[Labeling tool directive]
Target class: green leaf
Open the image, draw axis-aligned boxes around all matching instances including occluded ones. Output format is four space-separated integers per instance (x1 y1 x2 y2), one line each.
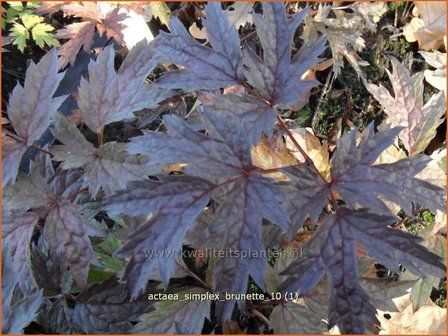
20 12 41 29
25 2 40 9
410 277 439 312
32 23 59 48
93 234 126 271
94 234 121 256
150 2 171 27
9 23 29 52
87 267 115 287
7 2 23 11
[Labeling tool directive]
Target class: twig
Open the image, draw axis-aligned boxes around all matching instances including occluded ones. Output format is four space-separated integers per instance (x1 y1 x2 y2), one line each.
311 69 334 137
394 2 398 28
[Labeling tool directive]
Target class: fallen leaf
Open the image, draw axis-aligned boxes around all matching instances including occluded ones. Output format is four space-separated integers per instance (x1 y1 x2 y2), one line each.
364 57 446 155
420 50 447 96
403 2 447 51
251 136 300 181
285 128 331 181
379 301 446 334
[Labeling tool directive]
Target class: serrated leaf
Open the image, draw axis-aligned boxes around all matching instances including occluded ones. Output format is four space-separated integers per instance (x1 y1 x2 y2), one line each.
331 123 445 214
154 2 242 90
31 22 59 48
420 50 447 96
270 302 327 334
410 277 439 312
133 287 211 334
348 2 388 32
202 93 277 145
280 208 445 333
364 57 446 155
243 3 326 105
3 168 55 211
30 238 73 297
51 113 149 198
280 164 330 237
77 44 169 133
126 107 288 310
1 136 27 188
73 277 154 333
128 112 254 182
149 1 170 27
7 1 23 11
44 201 98 288
303 4 379 79
105 176 212 297
2 249 43 334
96 7 127 43
3 48 66 186
3 211 39 294
48 3 128 68
20 12 42 29
55 21 96 68
37 298 79 334
210 174 288 321
10 23 29 52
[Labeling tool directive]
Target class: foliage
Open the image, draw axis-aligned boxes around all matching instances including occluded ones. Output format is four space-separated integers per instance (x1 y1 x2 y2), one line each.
2 2 446 335
2 1 59 52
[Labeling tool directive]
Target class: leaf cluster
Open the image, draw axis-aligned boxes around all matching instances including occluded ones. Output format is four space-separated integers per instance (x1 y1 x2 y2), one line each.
2 1 59 52
2 2 446 335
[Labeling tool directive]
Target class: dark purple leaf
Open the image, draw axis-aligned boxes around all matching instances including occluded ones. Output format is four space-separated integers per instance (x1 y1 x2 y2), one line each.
243 3 326 105
44 201 98 288
78 44 170 133
3 211 39 294
331 123 445 214
3 49 66 187
211 173 288 322
280 164 330 238
203 93 276 145
280 208 445 333
105 176 212 298
154 2 242 90
2 249 43 334
73 277 153 333
51 113 150 198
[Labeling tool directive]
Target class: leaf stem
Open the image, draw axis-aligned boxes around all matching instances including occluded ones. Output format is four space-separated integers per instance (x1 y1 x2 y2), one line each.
3 130 53 156
242 84 328 184
97 129 104 146
251 308 270 326
186 268 212 291
66 187 89 202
